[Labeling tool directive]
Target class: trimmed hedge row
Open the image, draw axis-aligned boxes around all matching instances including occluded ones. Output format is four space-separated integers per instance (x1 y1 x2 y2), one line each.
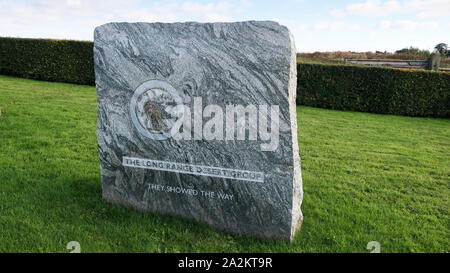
1 37 448 117
297 63 449 117
0 37 94 85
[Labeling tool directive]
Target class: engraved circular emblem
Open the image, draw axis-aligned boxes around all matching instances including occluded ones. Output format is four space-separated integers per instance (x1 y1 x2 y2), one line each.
130 80 184 140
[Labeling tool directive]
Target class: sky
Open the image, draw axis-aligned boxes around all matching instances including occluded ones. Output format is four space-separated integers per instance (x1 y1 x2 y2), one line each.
0 0 449 52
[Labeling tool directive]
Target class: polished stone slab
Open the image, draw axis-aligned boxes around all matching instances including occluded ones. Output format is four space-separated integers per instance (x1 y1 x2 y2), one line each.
94 21 303 240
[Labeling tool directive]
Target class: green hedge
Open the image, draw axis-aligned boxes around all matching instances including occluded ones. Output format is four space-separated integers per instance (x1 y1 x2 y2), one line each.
297 63 449 117
0 37 94 85
1 37 448 117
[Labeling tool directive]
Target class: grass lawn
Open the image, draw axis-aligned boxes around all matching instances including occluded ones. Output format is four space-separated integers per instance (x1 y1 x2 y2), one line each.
0 75 448 253
297 57 346 65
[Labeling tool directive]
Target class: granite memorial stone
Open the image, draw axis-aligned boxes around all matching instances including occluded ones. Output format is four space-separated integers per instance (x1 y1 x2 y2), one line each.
94 21 303 240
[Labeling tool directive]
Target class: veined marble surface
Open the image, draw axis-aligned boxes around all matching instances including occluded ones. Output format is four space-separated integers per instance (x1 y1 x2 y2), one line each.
94 21 303 240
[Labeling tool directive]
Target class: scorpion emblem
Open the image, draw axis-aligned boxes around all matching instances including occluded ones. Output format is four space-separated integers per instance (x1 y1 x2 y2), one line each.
143 99 176 132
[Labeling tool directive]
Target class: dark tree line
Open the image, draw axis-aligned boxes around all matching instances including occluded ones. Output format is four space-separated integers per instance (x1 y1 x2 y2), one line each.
434 43 449 57
394 43 449 58
395 46 430 57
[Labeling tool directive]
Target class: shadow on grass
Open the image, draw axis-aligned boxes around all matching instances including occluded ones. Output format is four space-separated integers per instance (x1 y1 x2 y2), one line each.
33 174 291 252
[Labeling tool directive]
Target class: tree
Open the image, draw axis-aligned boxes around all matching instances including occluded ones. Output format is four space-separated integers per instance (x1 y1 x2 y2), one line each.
395 47 430 58
434 43 448 56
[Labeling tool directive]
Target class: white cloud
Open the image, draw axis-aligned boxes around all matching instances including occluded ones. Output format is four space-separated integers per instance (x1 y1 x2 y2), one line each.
0 0 247 40
379 19 438 31
181 1 231 14
66 0 81 7
331 0 450 18
348 24 361 30
410 0 450 18
298 21 362 32
204 13 233 22
331 0 403 17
